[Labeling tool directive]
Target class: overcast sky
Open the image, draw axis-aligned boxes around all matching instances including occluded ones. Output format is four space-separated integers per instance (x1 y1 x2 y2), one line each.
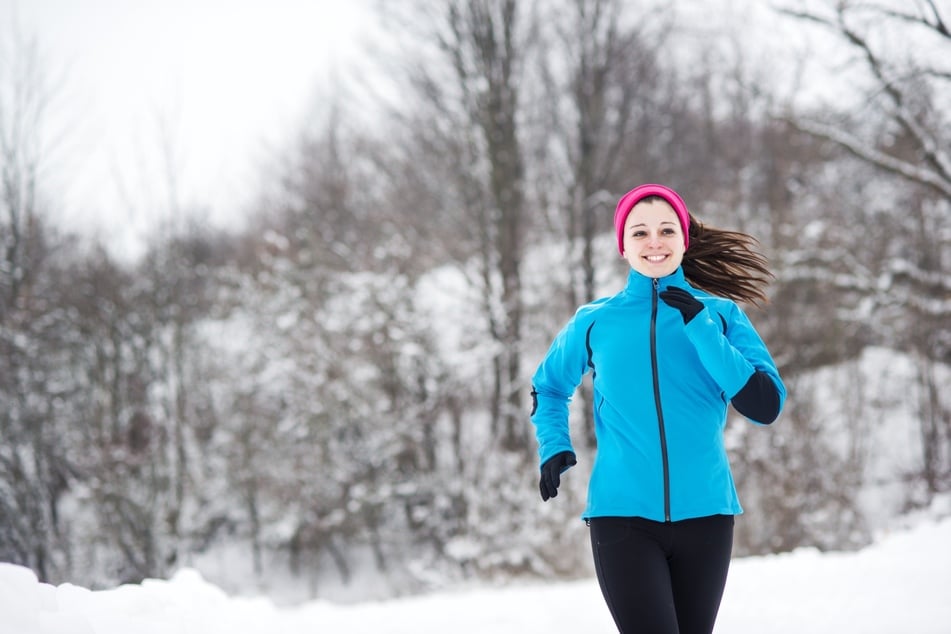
2 0 372 256
2 0 870 259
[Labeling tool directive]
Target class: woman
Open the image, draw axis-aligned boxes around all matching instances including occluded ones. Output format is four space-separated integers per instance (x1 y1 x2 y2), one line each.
530 183 785 634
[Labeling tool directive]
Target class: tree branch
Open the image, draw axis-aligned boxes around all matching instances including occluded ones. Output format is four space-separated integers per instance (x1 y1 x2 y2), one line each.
784 116 951 198
832 7 951 187
857 0 950 39
776 2 951 194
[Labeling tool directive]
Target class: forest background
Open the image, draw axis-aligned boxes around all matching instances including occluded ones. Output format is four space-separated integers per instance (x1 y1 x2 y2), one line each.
1 0 948 602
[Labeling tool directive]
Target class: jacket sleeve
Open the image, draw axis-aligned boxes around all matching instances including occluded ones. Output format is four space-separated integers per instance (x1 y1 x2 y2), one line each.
530 312 592 465
683 301 786 425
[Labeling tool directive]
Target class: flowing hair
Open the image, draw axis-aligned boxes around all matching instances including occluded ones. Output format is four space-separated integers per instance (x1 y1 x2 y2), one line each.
682 213 773 307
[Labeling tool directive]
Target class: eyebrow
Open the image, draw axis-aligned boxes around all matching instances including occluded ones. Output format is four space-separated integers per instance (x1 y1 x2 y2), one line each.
629 221 678 228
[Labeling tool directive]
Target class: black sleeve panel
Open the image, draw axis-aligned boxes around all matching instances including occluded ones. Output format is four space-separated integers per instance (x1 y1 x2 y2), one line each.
731 370 782 424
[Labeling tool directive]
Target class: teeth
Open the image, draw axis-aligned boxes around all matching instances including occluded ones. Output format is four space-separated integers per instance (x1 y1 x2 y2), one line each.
645 255 667 262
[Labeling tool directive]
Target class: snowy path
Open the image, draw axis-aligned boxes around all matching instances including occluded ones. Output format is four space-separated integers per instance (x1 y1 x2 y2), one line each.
2 515 949 634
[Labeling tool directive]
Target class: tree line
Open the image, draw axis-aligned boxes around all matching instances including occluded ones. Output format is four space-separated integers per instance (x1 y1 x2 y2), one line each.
1 0 948 595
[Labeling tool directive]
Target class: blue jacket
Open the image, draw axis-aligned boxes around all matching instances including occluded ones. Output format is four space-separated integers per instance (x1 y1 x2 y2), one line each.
531 266 785 522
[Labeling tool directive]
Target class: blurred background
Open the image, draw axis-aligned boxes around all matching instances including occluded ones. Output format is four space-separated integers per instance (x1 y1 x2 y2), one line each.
0 0 948 604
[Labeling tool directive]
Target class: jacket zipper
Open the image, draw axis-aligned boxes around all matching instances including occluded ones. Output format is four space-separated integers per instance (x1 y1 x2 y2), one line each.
651 278 672 522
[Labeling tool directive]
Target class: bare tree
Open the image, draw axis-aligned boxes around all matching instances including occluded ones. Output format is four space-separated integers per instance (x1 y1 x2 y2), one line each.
778 0 950 197
0 21 54 318
376 0 533 453
777 0 951 496
445 0 529 452
0 20 73 582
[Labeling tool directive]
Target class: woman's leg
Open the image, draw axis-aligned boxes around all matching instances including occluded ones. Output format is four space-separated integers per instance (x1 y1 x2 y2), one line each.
667 514 734 634
590 517 679 634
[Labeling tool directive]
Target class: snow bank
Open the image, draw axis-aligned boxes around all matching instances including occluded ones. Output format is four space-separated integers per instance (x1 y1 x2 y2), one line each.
1 513 949 634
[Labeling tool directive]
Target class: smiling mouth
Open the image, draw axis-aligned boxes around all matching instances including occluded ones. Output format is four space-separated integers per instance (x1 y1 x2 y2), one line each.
643 254 669 263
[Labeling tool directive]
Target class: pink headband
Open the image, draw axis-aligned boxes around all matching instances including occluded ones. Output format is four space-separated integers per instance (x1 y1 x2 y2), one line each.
614 184 691 255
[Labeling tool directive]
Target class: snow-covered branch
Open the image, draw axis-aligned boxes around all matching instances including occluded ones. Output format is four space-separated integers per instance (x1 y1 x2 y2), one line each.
785 117 951 198
776 1 951 197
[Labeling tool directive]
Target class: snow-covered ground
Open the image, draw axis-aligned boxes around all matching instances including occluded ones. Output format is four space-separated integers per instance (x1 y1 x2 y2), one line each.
3 509 949 634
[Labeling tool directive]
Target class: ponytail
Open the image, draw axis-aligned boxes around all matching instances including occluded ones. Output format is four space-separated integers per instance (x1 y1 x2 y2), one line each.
682 214 773 307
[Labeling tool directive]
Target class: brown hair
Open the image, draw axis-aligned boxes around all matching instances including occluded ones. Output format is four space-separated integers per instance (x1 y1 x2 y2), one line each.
681 213 773 307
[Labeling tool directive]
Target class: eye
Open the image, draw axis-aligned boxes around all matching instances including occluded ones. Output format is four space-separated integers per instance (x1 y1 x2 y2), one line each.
630 230 647 238
661 227 677 236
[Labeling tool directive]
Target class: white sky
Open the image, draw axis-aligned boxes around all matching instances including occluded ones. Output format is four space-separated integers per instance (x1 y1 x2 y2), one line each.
4 0 923 258
2 0 372 256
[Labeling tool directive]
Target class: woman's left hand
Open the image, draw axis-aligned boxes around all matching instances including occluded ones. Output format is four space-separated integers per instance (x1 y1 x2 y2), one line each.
660 286 704 324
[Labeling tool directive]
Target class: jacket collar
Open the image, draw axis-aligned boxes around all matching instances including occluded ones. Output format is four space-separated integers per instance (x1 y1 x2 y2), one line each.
621 266 688 298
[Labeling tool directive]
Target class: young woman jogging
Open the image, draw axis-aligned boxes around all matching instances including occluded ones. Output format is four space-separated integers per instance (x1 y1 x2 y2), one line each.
530 183 786 634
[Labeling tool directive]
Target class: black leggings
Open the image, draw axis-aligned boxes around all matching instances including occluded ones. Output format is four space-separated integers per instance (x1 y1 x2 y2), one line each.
589 515 734 634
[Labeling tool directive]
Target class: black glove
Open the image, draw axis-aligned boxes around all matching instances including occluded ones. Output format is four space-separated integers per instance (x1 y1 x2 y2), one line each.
660 286 704 324
539 451 577 501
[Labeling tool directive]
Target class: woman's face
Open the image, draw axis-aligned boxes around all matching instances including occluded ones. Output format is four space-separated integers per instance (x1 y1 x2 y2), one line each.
622 199 686 278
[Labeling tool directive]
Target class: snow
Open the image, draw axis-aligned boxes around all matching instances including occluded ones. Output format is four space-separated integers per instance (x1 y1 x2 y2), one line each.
3 510 949 634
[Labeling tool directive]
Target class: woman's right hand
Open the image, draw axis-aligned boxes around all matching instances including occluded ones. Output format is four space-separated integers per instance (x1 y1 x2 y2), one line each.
539 451 577 501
